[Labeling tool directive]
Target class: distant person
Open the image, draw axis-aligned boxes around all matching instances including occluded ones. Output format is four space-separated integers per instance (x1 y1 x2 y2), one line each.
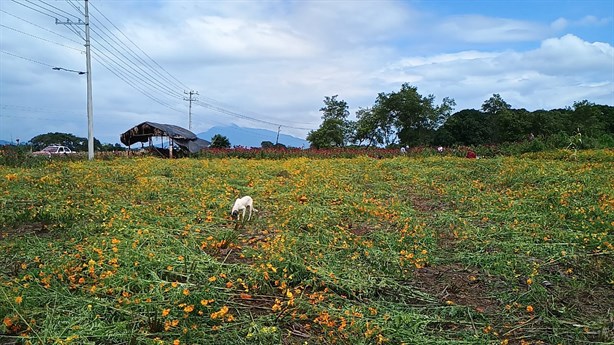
437 146 444 153
466 150 477 159
400 146 407 154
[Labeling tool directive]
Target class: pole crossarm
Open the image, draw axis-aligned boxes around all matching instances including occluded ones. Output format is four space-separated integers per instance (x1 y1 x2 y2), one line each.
184 90 199 131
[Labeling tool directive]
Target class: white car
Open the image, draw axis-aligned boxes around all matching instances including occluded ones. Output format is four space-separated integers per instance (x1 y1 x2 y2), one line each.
32 145 74 156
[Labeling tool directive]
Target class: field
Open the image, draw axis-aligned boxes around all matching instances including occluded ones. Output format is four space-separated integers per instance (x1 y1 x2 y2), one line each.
1 150 613 344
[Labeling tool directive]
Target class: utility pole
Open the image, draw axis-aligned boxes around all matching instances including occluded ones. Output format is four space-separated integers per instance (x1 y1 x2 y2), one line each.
184 90 198 131
275 126 281 145
56 0 94 160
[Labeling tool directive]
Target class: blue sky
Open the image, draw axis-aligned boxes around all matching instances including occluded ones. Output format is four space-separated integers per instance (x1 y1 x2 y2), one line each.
1 0 613 145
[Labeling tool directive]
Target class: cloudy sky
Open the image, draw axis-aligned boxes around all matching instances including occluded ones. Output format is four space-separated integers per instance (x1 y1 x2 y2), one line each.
1 0 613 145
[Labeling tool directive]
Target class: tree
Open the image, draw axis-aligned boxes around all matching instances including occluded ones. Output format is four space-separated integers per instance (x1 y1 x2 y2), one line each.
571 100 606 137
372 83 455 146
307 118 346 149
481 93 511 115
261 141 274 149
435 109 494 146
30 132 102 151
210 134 231 148
307 95 353 148
353 107 385 147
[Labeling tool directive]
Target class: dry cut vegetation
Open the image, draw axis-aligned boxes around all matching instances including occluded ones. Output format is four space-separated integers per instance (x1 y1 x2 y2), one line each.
1 149 613 344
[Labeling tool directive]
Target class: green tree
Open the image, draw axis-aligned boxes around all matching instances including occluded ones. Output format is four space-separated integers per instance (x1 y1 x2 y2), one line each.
435 109 494 145
30 132 102 151
353 107 385 147
210 134 231 148
307 118 346 149
373 83 455 146
571 100 606 137
481 93 511 115
261 141 274 149
307 95 352 148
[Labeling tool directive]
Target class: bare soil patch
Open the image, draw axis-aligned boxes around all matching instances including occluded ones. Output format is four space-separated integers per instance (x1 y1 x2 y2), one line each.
413 264 501 314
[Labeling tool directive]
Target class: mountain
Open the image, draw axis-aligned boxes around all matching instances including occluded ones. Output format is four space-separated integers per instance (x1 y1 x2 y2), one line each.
0 140 11 145
197 124 309 148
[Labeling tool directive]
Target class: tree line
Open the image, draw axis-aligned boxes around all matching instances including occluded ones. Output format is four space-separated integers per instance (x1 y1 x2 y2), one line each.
307 83 614 149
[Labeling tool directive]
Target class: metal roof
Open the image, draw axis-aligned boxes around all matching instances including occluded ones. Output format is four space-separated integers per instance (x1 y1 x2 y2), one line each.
120 121 209 153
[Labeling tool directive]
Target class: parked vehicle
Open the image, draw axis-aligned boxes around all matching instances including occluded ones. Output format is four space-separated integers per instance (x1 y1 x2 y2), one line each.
32 145 74 156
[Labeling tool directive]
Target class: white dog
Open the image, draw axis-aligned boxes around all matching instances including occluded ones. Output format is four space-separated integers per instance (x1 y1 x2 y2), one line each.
231 196 257 222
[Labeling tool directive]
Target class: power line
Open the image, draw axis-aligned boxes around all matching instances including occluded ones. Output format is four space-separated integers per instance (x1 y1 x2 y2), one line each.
88 25 183 98
195 100 314 131
8 0 57 19
92 0 189 89
91 53 184 114
1 49 56 68
37 0 81 22
0 9 83 45
0 23 84 52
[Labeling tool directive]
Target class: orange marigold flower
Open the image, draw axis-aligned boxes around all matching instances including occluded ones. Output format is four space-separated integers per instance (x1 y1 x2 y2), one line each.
526 305 534 313
239 293 252 300
182 289 190 296
162 309 170 317
183 305 194 313
173 340 180 345
210 306 229 319
15 296 22 304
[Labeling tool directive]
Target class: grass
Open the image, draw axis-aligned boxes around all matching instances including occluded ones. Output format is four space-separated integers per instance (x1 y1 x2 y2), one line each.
1 149 613 344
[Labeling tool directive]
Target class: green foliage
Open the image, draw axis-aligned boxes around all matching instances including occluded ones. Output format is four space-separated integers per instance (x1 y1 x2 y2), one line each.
30 132 103 152
209 134 231 148
481 93 511 114
307 95 353 148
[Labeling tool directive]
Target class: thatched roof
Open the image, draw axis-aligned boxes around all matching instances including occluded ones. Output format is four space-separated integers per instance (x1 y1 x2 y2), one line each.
120 122 209 153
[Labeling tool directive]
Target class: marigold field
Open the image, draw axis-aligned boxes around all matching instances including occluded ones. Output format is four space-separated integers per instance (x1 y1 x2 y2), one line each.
1 150 613 344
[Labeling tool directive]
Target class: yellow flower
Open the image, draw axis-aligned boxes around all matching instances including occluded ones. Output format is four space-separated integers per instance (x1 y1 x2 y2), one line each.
162 309 170 317
183 305 194 313
5 173 17 181
526 305 534 313
15 296 22 304
182 288 190 296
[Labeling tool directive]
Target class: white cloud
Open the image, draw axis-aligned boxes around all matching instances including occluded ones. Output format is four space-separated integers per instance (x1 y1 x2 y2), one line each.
438 15 549 43
385 34 613 110
551 17 568 31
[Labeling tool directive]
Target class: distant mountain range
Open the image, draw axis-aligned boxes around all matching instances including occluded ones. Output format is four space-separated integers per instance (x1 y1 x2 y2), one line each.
0 140 11 145
197 124 309 148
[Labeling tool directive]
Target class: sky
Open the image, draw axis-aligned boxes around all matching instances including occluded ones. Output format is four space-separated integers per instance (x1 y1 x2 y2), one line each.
1 0 613 145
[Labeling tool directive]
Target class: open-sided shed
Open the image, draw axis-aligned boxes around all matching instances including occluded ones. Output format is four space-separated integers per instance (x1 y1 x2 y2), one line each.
120 122 209 157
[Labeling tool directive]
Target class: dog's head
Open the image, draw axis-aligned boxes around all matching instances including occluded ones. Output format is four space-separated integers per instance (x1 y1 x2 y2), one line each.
231 210 239 219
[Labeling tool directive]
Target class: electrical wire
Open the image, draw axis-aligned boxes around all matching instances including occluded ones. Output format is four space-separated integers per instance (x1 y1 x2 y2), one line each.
91 53 184 114
89 25 184 98
8 0 57 19
0 23 84 52
195 100 313 131
89 1 190 91
0 50 56 68
0 9 83 45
